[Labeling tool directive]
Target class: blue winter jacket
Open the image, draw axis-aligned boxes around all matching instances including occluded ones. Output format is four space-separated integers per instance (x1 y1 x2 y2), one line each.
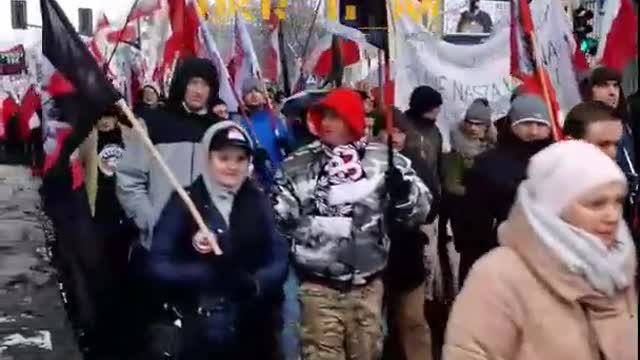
234 109 295 189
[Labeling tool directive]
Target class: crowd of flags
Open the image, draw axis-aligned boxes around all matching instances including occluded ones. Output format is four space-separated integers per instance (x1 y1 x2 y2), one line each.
0 0 637 179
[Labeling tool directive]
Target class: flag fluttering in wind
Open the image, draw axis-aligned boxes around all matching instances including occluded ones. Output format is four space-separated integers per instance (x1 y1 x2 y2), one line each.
594 0 638 71
228 12 261 98
304 33 360 78
129 0 163 21
158 0 200 85
196 4 240 112
510 0 562 140
263 9 282 83
40 0 121 186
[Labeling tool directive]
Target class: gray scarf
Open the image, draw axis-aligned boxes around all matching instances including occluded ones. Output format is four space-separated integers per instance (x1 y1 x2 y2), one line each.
450 124 494 160
518 182 633 296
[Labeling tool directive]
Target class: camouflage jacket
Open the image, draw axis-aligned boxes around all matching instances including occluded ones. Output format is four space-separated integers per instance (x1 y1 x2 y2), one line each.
273 140 432 283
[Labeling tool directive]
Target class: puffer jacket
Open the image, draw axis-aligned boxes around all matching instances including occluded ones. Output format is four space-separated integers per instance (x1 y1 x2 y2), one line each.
273 140 431 283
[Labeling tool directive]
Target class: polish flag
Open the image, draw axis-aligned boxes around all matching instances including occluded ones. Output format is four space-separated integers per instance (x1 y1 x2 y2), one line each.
197 8 240 112
304 33 360 78
88 13 110 63
157 0 200 83
263 10 281 82
227 12 261 97
17 86 42 141
594 0 638 71
129 0 163 21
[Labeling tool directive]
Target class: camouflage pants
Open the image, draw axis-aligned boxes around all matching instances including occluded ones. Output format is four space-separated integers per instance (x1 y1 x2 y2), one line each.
299 279 384 360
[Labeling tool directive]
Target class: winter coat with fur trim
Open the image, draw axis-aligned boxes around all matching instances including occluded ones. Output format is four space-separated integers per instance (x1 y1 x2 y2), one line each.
273 140 432 282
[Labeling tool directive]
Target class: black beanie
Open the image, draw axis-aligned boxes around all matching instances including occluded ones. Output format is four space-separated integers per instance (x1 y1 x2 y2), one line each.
407 86 443 118
168 57 220 108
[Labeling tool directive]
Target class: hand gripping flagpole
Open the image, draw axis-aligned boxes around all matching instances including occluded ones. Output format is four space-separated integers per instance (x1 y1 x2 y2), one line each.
116 99 223 255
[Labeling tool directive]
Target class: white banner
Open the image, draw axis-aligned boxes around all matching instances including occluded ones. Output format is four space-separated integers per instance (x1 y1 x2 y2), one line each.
394 0 580 150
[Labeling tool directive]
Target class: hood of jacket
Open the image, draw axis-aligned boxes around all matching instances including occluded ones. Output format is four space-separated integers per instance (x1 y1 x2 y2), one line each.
168 57 220 111
200 121 254 198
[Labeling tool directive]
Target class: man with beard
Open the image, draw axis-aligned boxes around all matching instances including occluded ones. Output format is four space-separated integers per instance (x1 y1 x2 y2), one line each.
460 94 552 285
116 57 222 359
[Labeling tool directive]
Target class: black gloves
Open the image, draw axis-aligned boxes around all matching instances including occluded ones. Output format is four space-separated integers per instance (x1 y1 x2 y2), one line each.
386 166 412 204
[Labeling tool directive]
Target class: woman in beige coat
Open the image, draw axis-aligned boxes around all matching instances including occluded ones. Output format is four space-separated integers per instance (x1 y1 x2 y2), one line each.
444 140 638 360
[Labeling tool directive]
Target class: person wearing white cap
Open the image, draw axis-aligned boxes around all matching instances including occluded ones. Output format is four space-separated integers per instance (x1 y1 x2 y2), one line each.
459 94 553 284
444 140 637 360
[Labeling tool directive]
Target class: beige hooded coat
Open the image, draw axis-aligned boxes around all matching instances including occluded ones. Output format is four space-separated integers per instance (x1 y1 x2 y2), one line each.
444 205 638 360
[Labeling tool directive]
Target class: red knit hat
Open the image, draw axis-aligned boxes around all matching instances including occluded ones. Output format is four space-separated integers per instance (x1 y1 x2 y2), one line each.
308 88 366 141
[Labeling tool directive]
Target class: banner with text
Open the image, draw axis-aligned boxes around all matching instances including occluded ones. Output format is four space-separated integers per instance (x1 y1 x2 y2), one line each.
394 0 580 149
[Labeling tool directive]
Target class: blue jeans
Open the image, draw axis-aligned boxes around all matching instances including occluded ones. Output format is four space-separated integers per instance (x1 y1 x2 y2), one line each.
282 269 300 359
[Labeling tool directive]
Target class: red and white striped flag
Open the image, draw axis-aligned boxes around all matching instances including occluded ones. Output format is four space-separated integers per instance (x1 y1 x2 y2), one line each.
510 0 563 139
263 10 281 83
594 0 638 71
303 33 360 78
228 12 261 97
196 4 240 112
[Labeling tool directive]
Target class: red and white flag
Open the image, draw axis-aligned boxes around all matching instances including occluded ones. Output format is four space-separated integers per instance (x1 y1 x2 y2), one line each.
157 0 200 84
129 0 163 21
263 10 281 83
594 0 638 71
197 8 240 112
17 85 41 141
510 0 562 139
303 33 360 78
228 12 261 97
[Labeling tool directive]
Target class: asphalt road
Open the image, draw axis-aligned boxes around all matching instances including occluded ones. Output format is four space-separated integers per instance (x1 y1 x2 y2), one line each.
0 165 81 360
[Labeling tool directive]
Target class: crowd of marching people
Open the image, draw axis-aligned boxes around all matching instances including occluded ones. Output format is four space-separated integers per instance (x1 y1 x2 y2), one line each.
17 55 639 360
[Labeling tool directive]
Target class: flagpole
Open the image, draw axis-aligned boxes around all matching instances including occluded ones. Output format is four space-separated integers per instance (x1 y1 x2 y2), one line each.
297 0 323 81
518 0 562 140
529 32 562 140
278 20 292 96
116 99 223 255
